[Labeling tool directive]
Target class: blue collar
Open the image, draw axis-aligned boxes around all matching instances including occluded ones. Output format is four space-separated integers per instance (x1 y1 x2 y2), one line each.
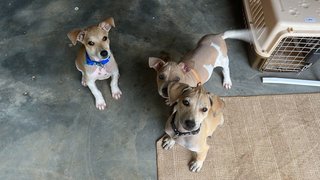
86 52 110 67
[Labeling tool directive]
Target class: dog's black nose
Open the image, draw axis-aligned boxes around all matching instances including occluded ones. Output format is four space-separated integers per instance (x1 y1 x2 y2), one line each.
185 120 195 129
162 87 168 97
100 50 109 57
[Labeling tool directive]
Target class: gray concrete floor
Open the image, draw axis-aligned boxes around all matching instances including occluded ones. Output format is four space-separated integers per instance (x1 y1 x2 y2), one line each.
0 0 319 179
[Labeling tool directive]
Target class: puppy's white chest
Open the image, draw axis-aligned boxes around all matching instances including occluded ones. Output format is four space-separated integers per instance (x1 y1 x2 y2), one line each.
91 66 112 80
176 137 200 152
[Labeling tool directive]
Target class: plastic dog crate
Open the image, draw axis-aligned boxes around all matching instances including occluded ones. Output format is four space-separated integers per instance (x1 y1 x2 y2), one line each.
243 0 320 72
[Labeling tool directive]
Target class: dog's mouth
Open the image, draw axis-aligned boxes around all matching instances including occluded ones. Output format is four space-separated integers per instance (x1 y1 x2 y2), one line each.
176 120 201 135
182 125 200 132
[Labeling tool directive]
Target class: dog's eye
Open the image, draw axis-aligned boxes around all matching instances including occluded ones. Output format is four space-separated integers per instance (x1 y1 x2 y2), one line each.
88 41 95 46
202 107 208 112
102 36 108 41
159 74 165 80
174 77 180 82
182 100 189 106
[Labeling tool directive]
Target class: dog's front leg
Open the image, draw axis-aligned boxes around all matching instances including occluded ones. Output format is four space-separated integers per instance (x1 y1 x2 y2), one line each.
87 80 107 110
189 145 209 172
162 134 175 150
110 71 122 100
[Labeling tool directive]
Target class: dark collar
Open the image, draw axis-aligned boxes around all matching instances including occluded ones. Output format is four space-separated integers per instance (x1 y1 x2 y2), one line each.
170 112 201 138
86 52 110 67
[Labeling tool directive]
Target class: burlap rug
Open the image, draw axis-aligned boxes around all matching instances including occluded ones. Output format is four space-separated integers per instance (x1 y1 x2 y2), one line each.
156 94 320 180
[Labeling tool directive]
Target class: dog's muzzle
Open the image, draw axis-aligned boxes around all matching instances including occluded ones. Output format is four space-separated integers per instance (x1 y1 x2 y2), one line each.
171 112 201 138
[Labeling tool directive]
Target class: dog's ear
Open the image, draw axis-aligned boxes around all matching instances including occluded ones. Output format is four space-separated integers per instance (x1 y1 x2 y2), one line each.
167 82 191 106
178 61 194 73
99 17 115 32
149 57 166 71
67 29 86 45
208 93 225 117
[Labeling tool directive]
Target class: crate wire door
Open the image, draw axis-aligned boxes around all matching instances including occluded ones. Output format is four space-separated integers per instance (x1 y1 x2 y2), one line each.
262 36 320 72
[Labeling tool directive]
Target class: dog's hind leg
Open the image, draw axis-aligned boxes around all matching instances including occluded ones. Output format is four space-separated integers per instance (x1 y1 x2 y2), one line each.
212 43 232 89
75 62 87 87
221 56 232 89
80 72 88 87
81 76 87 87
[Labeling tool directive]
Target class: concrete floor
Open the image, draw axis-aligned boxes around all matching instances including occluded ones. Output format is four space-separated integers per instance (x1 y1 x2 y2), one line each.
0 0 319 179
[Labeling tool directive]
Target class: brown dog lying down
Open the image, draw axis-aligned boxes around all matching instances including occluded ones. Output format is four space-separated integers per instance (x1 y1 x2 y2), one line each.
68 17 122 110
162 82 224 172
149 30 250 98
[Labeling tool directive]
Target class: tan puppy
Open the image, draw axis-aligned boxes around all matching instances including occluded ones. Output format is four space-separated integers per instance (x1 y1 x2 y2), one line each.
149 30 250 98
162 82 224 172
68 17 122 110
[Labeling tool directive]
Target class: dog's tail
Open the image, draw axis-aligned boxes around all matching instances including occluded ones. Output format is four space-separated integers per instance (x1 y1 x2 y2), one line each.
222 29 252 43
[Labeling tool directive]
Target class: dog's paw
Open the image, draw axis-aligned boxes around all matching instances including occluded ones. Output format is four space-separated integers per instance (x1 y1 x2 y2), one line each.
162 136 175 150
96 99 107 110
112 89 122 100
111 86 122 100
219 116 225 126
165 99 171 106
81 78 87 87
223 81 232 90
189 160 204 172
